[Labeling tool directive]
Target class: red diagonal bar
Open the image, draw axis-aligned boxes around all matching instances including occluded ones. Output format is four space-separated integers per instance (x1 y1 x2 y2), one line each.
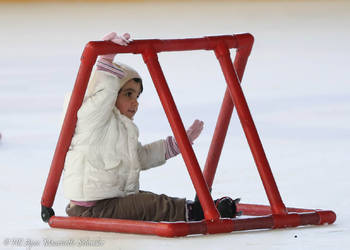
203 35 254 189
214 41 287 215
41 52 97 208
142 47 220 221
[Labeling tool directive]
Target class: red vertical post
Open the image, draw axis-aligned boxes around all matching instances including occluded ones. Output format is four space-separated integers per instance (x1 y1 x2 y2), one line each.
41 46 97 208
203 36 253 189
142 48 220 221
214 42 287 215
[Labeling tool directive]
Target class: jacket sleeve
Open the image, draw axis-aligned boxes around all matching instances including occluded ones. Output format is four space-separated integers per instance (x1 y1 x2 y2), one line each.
76 69 122 130
137 140 167 170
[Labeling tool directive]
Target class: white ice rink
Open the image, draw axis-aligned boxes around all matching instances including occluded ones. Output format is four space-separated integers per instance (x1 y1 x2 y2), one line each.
0 0 349 249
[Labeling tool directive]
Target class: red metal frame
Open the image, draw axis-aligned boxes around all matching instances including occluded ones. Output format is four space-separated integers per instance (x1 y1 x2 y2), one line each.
41 34 336 237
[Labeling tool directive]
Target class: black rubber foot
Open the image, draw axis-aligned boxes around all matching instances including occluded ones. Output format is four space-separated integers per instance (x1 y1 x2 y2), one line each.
41 205 55 222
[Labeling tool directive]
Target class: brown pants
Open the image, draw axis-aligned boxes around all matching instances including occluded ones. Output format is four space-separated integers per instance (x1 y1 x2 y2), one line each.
66 191 187 222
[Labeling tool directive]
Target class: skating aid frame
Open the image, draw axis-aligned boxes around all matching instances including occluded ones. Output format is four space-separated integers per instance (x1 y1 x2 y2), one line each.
41 34 336 237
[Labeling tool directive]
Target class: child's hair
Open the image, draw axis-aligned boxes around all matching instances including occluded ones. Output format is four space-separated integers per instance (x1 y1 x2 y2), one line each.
133 78 143 94
118 78 143 96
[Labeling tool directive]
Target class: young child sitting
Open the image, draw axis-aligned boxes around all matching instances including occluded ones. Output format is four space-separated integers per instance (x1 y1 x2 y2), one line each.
64 32 239 222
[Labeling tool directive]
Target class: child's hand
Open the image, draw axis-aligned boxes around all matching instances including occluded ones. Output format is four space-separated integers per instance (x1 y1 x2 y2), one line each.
100 32 132 62
187 119 204 143
102 32 131 46
164 120 204 160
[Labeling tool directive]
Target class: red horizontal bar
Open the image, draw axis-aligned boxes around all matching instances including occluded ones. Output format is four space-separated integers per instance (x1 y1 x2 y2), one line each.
49 208 336 237
49 216 206 237
82 33 253 58
237 203 317 216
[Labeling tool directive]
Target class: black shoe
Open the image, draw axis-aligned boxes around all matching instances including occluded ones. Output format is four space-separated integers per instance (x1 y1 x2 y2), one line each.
187 200 204 221
187 197 241 221
215 197 241 218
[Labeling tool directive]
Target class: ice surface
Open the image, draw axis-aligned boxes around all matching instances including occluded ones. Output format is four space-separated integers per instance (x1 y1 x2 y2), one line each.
0 1 349 249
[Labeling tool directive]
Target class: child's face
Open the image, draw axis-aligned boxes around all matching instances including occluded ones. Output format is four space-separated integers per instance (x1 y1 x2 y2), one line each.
115 79 141 119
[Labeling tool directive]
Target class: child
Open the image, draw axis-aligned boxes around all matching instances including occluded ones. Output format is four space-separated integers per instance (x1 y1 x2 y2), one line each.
64 32 240 222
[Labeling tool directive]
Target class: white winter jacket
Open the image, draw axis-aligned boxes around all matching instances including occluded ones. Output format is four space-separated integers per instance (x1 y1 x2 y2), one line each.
63 70 166 201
